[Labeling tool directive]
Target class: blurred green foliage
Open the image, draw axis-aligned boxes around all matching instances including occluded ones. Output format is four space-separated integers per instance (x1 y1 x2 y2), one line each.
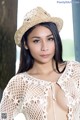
62 39 75 61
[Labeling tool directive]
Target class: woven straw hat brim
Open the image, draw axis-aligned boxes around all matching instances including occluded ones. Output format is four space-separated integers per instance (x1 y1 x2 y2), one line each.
14 17 63 47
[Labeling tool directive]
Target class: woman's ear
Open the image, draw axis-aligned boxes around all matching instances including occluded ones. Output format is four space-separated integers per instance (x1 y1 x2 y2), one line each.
24 41 28 50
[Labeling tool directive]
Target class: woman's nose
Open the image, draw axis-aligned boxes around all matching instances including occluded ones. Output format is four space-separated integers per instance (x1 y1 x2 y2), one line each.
41 41 48 51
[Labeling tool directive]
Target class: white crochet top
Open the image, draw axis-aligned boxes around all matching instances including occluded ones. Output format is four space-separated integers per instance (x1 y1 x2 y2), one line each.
0 61 80 120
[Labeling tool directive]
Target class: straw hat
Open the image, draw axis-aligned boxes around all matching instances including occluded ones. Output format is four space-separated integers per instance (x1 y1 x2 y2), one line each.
14 7 63 46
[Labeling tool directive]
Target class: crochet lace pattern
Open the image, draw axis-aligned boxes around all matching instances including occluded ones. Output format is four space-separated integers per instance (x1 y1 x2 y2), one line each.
0 61 80 120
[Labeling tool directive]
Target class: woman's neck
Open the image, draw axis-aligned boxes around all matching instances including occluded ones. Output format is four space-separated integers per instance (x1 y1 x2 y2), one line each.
30 60 56 75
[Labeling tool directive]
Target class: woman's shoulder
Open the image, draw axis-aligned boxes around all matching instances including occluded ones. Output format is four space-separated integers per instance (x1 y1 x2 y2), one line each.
66 60 80 78
67 60 80 67
4 72 29 92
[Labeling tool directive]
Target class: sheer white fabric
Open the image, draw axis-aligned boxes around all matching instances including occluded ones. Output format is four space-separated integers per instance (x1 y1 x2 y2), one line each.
0 61 80 120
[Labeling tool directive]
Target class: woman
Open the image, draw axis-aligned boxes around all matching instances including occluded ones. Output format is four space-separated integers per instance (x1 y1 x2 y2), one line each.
0 7 80 120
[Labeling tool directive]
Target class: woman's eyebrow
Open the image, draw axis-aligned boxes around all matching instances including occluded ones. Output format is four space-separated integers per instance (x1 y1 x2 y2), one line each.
32 36 40 38
32 34 53 38
47 34 53 37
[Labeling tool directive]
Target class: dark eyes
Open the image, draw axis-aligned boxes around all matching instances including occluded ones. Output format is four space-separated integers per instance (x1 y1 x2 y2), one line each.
33 40 40 43
48 37 54 41
33 37 54 43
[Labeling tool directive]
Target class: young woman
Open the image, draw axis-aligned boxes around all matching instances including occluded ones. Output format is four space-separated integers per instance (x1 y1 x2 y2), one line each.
0 7 80 120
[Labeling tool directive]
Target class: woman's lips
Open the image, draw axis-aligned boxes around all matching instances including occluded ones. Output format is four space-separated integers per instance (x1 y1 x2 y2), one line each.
40 54 50 58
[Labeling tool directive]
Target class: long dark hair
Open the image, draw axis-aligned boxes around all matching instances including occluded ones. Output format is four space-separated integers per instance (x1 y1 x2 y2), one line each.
17 22 66 74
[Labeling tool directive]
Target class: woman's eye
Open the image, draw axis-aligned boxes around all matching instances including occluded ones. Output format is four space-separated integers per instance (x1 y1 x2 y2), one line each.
33 40 40 43
48 37 54 41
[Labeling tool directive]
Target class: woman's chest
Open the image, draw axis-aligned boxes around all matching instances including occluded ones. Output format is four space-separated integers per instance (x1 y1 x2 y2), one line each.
22 82 68 120
52 83 68 112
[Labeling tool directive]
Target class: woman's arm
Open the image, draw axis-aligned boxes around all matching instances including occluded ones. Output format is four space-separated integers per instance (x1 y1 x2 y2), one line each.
0 74 26 120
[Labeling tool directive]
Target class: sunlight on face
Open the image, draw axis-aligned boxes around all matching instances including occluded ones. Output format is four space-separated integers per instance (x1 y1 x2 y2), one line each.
27 25 55 64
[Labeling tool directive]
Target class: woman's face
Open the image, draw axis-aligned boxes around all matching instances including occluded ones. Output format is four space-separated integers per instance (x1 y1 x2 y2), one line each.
27 25 55 64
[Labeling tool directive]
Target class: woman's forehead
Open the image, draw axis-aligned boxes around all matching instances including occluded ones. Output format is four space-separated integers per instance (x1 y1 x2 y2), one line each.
27 25 53 38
